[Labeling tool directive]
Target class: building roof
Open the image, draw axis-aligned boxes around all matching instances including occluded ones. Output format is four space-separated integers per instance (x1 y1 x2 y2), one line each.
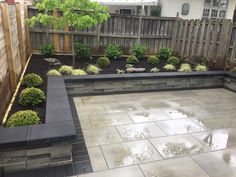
91 0 158 6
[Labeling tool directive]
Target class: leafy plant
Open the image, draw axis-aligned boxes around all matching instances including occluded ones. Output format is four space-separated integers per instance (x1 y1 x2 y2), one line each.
74 42 91 60
194 64 208 72
125 64 134 69
179 63 192 72
116 69 125 74
86 65 101 74
157 48 172 60
59 65 73 75
132 44 147 59
167 56 180 66
19 88 46 106
96 57 111 68
150 67 160 73
22 73 43 87
230 67 236 73
127 55 139 64
72 69 87 76
163 64 176 71
147 55 159 65
6 110 41 128
105 44 123 60
47 69 61 76
40 44 54 57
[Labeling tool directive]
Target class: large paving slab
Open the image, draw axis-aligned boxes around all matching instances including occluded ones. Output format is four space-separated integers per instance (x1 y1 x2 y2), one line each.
72 88 236 177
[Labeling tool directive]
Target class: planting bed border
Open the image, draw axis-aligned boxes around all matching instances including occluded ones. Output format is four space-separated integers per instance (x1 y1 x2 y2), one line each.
0 71 236 147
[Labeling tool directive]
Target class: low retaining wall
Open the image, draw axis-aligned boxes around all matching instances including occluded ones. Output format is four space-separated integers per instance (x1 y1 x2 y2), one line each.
65 71 232 95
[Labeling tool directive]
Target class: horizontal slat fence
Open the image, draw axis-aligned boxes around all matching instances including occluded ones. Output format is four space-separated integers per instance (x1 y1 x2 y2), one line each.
28 7 236 68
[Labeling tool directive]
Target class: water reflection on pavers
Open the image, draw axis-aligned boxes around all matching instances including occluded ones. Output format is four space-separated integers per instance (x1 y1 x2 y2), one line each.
101 140 162 168
72 89 236 177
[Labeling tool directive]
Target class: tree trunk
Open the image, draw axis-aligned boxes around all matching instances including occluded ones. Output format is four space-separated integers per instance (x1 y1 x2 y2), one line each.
71 31 75 66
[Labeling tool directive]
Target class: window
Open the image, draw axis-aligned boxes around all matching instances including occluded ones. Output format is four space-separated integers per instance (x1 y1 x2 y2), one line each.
203 8 210 17
181 3 190 15
211 9 218 18
120 9 132 15
219 10 226 18
202 0 228 19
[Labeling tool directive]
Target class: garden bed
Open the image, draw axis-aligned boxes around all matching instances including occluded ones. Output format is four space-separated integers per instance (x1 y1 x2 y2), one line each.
7 53 221 125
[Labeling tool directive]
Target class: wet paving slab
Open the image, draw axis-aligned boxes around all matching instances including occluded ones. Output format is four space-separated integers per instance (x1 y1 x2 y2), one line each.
70 88 236 177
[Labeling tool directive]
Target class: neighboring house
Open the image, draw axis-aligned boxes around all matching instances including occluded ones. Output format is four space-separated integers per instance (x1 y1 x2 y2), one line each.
92 0 236 20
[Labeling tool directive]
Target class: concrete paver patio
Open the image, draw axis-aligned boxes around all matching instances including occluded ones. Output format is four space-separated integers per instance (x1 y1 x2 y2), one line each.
73 88 236 177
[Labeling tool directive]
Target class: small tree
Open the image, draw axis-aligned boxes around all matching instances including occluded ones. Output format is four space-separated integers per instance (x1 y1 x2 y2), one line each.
27 0 109 65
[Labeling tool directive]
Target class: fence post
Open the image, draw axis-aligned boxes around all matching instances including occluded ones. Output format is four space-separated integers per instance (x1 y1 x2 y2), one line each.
1 3 17 92
53 10 60 52
64 26 71 53
137 5 144 44
16 3 26 68
96 24 101 50
24 3 31 58
171 19 178 51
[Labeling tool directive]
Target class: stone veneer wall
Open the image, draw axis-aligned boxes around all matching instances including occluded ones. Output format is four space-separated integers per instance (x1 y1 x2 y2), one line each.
66 75 225 95
0 141 72 172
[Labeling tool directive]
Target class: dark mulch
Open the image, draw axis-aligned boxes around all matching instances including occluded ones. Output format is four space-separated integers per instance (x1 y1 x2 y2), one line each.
8 54 214 124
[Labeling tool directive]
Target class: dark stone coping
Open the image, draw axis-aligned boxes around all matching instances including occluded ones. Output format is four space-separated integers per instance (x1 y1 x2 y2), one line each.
0 71 235 147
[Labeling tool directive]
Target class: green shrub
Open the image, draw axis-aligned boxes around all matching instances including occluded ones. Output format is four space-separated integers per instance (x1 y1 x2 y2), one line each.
147 55 159 65
126 55 139 64
40 44 54 57
132 44 147 59
105 44 123 60
125 64 134 69
6 110 41 127
230 67 236 73
86 64 101 74
96 57 111 68
59 65 73 75
157 48 172 60
150 67 160 73
163 64 176 71
167 56 180 66
74 42 91 60
22 73 43 87
72 69 87 76
194 64 208 72
47 69 61 76
116 69 125 74
19 87 46 106
179 63 192 72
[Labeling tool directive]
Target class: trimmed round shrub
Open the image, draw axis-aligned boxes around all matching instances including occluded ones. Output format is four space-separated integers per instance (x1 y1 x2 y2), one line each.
47 69 61 76
96 57 111 68
86 65 102 74
167 56 180 66
147 55 159 65
163 64 176 71
126 55 139 64
132 44 147 59
179 63 192 72
72 69 87 76
40 44 54 57
19 88 46 106
105 44 123 60
22 73 43 87
74 42 91 60
59 65 73 75
6 110 41 128
194 64 208 72
157 48 172 60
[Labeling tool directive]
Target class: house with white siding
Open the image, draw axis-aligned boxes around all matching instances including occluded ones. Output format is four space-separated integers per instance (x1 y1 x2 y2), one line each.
91 0 236 20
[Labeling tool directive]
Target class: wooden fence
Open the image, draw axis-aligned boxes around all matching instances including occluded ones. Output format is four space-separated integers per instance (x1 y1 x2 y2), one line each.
0 2 30 121
28 7 236 69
